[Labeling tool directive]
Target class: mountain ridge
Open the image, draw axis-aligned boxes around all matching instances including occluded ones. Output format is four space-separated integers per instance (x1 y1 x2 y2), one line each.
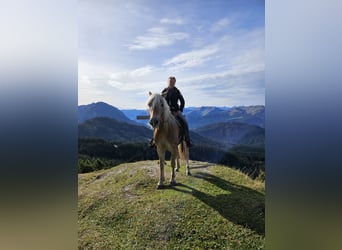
78 117 152 143
78 102 265 150
194 122 265 148
78 116 226 148
78 101 138 125
78 102 264 129
183 105 265 129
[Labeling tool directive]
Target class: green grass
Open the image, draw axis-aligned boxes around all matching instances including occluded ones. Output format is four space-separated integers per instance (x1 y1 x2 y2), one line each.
78 161 265 249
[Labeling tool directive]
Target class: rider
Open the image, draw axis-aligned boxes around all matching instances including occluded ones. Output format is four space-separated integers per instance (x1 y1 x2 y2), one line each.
149 76 193 148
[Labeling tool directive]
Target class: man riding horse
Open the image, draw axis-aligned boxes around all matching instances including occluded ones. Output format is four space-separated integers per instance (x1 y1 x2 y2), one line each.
149 76 193 148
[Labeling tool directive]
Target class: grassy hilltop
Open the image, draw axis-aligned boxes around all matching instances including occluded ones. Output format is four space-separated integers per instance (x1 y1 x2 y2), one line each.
78 160 265 249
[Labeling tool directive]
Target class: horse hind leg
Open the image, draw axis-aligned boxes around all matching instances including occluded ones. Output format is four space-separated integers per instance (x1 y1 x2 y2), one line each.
176 143 183 172
175 158 180 172
186 158 191 176
184 143 191 176
175 150 180 172
178 142 191 176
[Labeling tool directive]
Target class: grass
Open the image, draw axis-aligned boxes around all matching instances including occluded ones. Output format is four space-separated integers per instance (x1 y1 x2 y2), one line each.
78 160 265 249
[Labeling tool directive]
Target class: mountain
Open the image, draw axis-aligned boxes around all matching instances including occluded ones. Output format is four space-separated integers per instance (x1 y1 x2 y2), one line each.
78 102 265 148
78 116 224 148
121 109 150 126
194 122 265 147
78 102 136 124
183 105 265 129
78 161 265 249
189 131 227 148
120 105 265 129
78 117 152 143
79 102 265 129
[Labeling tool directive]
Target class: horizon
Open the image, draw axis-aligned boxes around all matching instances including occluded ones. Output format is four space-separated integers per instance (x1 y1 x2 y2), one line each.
78 100 265 110
78 0 264 109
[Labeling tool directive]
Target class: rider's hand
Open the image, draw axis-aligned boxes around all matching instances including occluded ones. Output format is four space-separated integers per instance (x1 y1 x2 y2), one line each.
177 110 182 116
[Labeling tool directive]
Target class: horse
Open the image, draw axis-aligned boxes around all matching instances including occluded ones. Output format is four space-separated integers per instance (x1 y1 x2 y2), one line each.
147 92 190 189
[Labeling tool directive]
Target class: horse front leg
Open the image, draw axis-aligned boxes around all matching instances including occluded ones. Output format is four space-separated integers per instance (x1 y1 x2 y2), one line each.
157 147 165 189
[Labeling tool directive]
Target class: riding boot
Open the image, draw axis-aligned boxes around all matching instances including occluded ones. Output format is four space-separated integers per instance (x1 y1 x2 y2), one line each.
178 114 193 148
185 132 193 147
183 124 193 147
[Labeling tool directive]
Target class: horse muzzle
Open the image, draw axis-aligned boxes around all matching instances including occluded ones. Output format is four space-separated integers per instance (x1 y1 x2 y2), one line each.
149 117 159 128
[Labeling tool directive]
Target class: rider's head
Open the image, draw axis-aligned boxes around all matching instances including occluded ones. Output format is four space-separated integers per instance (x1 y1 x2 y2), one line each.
168 76 176 88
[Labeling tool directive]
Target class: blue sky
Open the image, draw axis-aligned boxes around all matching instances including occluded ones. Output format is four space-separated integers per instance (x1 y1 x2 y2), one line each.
78 0 264 109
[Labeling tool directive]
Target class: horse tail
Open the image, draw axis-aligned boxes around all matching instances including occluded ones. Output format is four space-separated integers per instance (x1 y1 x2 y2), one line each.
178 141 189 160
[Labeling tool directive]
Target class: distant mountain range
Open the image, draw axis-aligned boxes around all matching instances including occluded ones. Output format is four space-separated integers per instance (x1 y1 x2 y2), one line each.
183 106 265 129
79 117 152 143
78 102 137 125
78 102 265 148
78 102 264 129
121 106 265 129
194 122 265 148
78 117 228 148
121 109 150 126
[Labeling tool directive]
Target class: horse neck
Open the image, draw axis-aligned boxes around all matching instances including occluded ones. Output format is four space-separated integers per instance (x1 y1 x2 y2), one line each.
162 110 176 131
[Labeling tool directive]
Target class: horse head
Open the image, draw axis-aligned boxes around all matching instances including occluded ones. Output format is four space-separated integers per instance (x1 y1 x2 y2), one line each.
147 93 167 129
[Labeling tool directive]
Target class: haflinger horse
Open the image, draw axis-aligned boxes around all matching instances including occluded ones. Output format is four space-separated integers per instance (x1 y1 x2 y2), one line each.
147 92 190 189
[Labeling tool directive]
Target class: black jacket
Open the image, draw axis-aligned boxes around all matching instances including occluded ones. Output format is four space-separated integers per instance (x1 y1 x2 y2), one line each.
161 87 185 112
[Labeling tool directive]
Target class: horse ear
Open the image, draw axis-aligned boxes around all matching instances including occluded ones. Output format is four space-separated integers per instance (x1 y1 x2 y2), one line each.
148 91 152 96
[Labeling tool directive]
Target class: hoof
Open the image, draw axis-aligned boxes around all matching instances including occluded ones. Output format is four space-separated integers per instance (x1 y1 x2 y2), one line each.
176 169 179 172
157 185 164 190
186 172 191 176
169 181 177 187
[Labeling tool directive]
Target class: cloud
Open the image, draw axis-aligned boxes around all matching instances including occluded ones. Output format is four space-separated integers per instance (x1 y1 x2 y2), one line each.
108 65 157 88
180 64 264 87
128 65 156 77
177 69 265 107
160 18 185 25
230 47 264 71
80 24 265 107
163 46 220 71
113 65 155 79
128 26 189 50
210 17 230 32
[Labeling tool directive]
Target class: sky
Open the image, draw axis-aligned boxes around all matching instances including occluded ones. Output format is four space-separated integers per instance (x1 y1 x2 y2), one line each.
78 0 264 109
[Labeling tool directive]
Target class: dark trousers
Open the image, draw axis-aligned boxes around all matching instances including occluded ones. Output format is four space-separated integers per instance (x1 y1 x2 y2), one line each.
172 112 191 144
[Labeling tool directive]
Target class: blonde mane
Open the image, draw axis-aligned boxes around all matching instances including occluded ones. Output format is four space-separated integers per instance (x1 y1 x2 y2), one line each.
147 93 175 126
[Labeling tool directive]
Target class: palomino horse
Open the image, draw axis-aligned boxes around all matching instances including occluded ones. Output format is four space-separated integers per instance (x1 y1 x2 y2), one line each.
147 92 190 189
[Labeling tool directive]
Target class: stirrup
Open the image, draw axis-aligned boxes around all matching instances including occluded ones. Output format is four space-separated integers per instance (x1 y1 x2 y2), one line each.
148 139 155 148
